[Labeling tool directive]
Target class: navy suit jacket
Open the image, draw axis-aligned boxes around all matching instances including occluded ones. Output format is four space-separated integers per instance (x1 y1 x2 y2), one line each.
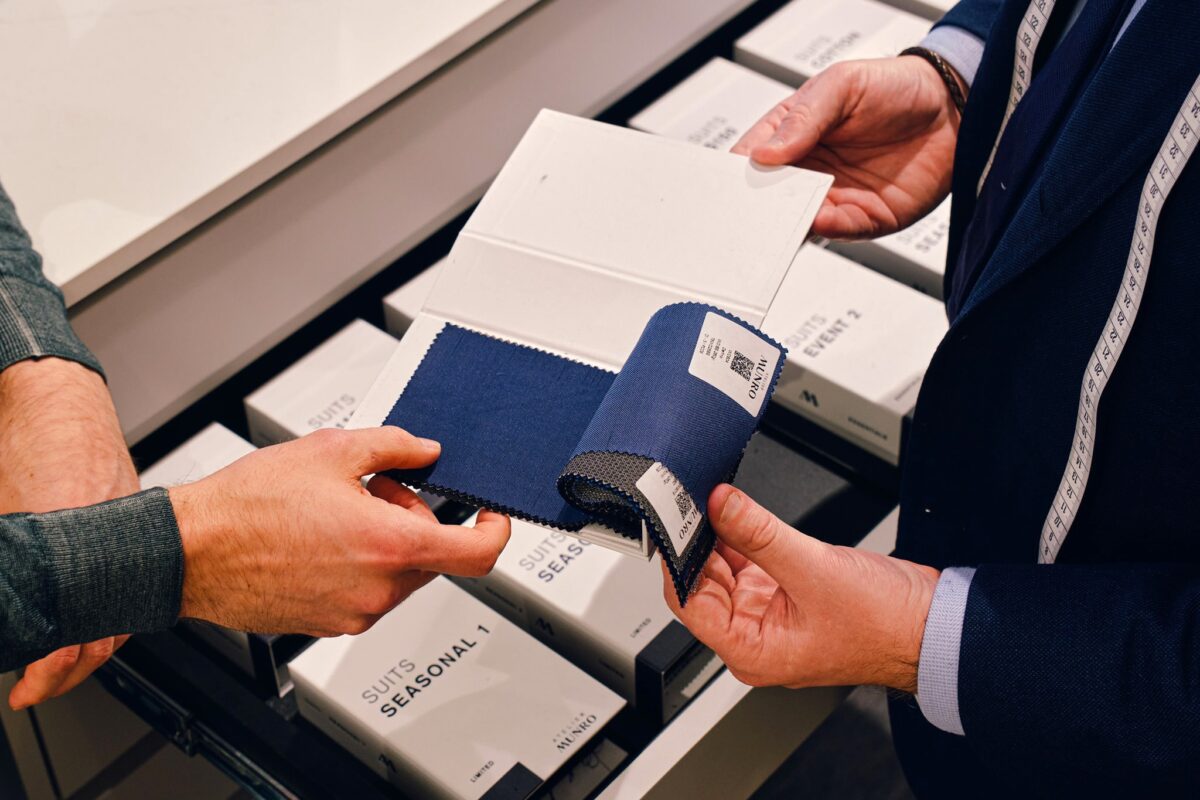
889 0 1200 797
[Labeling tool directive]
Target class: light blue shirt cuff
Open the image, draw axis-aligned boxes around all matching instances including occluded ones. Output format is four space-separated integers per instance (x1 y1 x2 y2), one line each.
916 566 975 736
920 26 985 89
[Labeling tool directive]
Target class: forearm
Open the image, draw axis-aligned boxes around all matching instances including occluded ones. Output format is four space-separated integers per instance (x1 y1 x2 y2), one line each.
0 489 183 672
0 358 135 514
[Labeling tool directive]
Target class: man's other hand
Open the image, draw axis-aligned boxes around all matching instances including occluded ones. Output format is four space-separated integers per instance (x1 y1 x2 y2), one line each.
0 357 139 710
733 56 963 241
170 427 510 637
664 485 939 693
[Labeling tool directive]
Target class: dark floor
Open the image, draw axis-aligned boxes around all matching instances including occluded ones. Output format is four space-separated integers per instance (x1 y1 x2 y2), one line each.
753 686 917 800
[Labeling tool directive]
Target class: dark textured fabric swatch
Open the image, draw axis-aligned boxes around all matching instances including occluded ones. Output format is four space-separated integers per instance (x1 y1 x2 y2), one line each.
385 303 784 601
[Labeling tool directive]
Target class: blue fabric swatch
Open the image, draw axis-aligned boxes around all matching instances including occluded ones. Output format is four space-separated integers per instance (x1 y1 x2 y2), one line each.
385 326 613 528
384 303 784 601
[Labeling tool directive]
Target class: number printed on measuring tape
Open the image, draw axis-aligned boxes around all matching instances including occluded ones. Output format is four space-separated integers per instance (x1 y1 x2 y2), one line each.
977 0 1061 193
1039 75 1200 563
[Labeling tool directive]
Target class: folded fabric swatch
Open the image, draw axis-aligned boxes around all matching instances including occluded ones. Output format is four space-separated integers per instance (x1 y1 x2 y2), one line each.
384 303 785 602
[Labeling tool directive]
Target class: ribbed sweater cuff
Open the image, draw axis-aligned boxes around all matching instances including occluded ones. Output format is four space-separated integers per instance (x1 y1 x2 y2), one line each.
0 272 104 377
38 487 183 643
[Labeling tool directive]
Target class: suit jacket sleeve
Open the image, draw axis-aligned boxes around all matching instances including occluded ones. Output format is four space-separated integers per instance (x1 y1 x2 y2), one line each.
958 562 1200 795
936 0 1006 41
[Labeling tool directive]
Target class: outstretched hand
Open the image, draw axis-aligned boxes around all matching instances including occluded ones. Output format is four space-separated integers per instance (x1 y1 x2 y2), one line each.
171 426 510 638
733 56 962 241
664 485 938 693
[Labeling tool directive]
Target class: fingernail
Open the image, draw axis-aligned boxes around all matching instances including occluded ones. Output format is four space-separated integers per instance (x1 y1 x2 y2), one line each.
720 490 743 524
766 135 784 148
417 437 440 452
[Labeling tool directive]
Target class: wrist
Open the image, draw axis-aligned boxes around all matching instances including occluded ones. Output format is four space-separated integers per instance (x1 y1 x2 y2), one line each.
169 480 220 621
881 560 941 693
899 49 967 117
0 356 104 397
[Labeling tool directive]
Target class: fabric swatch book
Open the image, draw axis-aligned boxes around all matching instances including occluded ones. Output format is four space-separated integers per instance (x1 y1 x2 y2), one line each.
350 110 831 601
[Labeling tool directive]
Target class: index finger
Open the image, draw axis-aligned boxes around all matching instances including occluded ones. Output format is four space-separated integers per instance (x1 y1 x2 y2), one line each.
314 426 442 477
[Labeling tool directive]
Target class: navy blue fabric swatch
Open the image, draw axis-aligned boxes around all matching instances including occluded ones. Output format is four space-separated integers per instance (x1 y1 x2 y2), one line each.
383 303 784 601
569 305 779 519
385 325 614 528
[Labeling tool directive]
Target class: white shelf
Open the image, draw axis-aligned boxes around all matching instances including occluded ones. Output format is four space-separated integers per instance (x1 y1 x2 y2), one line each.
0 0 539 304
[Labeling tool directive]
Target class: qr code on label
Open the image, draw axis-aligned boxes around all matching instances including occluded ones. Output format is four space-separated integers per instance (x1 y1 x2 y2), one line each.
730 351 754 381
674 487 694 519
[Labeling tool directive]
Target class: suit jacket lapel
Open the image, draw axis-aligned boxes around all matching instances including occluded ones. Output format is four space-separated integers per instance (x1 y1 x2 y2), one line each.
955 0 1200 321
945 0 1027 293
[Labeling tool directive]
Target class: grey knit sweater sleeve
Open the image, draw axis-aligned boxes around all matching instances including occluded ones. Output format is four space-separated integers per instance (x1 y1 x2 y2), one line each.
0 181 184 671
0 180 104 375
0 490 184 671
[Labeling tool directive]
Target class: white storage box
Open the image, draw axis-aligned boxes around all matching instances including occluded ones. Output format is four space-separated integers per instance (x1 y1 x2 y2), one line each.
761 245 947 463
454 519 721 725
735 0 930 86
244 319 399 446
829 198 951 299
289 578 625 800
628 58 792 150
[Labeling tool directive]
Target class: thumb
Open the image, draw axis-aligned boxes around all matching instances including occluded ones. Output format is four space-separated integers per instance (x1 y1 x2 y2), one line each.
707 484 819 589
323 426 442 477
750 76 848 166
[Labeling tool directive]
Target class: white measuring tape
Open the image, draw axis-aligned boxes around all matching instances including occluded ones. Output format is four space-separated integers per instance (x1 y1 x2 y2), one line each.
978 0 1061 193
1039 80 1200 562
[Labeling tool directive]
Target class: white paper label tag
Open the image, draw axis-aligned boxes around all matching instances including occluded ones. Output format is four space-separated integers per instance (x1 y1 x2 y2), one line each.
688 312 780 417
636 462 703 556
